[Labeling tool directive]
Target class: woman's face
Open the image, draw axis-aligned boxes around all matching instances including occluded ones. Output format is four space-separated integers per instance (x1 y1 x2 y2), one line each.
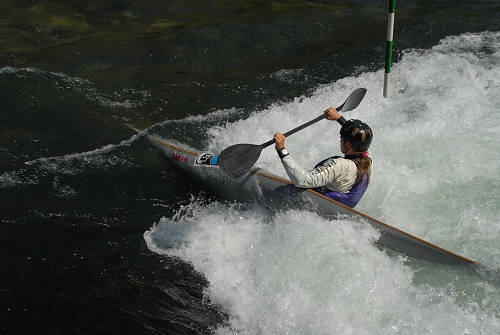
340 137 352 153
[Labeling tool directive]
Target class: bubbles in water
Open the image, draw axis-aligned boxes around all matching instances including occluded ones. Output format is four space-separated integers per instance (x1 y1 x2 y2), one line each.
146 199 498 334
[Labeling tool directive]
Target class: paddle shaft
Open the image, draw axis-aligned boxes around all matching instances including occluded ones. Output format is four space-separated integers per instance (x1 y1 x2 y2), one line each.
261 114 328 148
260 100 348 148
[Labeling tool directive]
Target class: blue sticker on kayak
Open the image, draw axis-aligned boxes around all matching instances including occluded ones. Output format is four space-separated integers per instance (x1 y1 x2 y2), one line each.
196 153 218 166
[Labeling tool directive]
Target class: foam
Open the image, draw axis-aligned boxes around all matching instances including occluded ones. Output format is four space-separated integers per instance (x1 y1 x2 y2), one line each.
0 66 149 109
0 171 24 189
24 137 136 175
146 200 498 334
0 136 138 190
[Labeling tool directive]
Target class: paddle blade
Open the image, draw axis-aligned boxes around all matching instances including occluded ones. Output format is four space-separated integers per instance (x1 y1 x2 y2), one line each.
218 144 263 178
338 88 367 112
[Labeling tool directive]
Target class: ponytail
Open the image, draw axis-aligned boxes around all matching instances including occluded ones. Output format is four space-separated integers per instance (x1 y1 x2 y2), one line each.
354 155 372 185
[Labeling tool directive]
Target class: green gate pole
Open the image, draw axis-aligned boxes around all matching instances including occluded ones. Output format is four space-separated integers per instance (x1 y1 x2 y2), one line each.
383 0 396 97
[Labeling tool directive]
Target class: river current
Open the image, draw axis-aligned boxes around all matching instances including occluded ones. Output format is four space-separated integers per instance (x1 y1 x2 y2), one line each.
1 1 499 334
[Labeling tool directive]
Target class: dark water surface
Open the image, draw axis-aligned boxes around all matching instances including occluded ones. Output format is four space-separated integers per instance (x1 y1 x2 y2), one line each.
1 1 499 334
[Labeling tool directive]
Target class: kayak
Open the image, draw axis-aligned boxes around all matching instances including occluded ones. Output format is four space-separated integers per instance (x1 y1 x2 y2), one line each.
130 126 477 266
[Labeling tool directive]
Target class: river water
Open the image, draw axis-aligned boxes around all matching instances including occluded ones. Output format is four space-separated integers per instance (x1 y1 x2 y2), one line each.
1 1 499 334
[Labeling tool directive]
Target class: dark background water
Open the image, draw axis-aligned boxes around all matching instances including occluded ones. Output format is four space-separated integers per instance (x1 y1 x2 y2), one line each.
1 1 499 334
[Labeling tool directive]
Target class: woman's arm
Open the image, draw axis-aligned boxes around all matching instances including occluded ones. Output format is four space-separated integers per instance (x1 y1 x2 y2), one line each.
273 133 343 188
272 106 346 188
280 154 341 188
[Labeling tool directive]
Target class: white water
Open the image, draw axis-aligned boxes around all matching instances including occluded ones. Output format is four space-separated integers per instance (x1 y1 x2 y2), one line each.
146 32 500 334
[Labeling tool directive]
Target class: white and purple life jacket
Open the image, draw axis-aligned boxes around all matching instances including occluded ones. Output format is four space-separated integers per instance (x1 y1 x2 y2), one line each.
313 156 369 208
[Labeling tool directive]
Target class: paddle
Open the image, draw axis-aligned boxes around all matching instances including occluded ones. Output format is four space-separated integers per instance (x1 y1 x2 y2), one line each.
218 88 367 178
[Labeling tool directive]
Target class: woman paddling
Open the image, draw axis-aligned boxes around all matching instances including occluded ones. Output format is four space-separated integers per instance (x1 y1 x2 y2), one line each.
273 108 373 208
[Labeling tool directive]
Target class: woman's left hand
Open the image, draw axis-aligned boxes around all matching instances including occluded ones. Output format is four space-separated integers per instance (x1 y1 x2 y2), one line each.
325 107 341 120
273 132 285 150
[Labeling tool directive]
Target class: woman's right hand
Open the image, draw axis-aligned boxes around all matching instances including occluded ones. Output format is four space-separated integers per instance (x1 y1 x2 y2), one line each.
273 132 285 150
325 107 341 121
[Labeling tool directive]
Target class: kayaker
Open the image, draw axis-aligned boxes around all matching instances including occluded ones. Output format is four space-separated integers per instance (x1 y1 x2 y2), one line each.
273 108 373 208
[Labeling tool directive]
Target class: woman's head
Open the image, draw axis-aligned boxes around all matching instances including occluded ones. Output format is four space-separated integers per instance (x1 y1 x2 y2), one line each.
340 119 373 184
340 119 373 154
